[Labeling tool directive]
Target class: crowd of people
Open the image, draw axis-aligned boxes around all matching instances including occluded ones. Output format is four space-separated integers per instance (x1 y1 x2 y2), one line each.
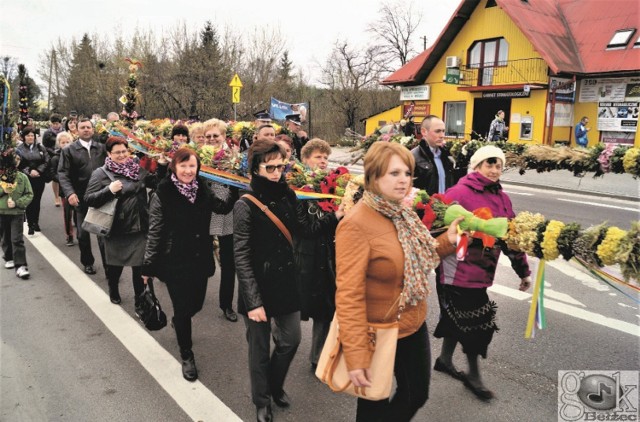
0 110 531 422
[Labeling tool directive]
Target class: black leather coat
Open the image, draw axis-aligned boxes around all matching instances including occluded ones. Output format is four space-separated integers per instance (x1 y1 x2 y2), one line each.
16 142 50 178
142 176 234 282
57 141 107 206
233 175 337 317
84 163 166 237
411 140 456 195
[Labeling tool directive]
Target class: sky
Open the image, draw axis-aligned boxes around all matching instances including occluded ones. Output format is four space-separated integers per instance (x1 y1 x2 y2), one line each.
1 0 460 90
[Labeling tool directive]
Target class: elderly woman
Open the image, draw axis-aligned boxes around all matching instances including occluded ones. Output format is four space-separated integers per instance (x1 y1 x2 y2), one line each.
171 123 191 147
85 137 167 306
142 148 234 382
190 122 206 147
433 145 531 401
16 126 50 235
50 132 76 246
297 138 342 369
234 139 339 422
335 142 461 421
203 118 239 322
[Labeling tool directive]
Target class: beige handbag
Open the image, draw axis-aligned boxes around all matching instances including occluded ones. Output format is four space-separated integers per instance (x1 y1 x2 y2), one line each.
315 294 405 400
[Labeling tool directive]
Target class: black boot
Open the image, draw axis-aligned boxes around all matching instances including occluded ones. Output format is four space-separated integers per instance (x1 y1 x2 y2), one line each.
108 283 121 304
180 349 198 382
256 404 273 422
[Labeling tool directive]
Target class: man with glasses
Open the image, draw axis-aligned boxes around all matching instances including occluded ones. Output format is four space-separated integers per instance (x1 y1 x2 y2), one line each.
411 115 456 195
58 118 107 274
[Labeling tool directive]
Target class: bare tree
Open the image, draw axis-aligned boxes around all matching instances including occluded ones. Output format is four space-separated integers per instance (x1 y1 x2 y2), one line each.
367 0 423 72
0 56 17 80
320 41 385 131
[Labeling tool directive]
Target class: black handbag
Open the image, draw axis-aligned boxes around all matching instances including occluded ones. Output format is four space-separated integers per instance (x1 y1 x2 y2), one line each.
135 279 167 331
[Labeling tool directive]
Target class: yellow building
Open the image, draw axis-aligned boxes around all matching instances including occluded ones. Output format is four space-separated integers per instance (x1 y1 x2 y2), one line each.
380 0 640 147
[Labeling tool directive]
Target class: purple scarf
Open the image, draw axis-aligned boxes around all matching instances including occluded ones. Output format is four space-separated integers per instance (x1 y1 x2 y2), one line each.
170 173 198 204
105 157 140 180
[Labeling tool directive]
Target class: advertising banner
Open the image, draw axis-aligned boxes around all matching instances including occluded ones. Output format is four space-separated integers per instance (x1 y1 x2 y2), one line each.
270 97 308 122
597 101 639 132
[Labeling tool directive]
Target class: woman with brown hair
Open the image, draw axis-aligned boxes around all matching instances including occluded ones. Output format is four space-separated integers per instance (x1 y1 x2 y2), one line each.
335 142 461 421
16 126 50 235
142 148 235 381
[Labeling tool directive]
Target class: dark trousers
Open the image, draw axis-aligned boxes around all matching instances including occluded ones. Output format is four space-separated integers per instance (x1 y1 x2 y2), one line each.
242 311 301 407
217 234 236 310
61 197 75 238
1 214 27 267
356 322 431 422
106 265 145 297
165 277 208 356
310 317 331 365
75 205 106 267
25 177 45 227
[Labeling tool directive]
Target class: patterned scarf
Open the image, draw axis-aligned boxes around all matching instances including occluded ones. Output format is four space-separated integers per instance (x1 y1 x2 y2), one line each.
105 157 140 180
363 190 440 306
171 173 198 204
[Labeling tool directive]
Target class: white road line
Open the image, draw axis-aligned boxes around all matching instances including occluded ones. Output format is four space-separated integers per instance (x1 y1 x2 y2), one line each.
503 190 534 196
488 284 640 338
556 198 639 212
24 227 241 422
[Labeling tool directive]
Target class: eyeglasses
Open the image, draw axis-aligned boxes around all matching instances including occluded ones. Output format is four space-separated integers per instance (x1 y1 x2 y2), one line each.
205 134 221 139
110 150 129 155
259 163 286 173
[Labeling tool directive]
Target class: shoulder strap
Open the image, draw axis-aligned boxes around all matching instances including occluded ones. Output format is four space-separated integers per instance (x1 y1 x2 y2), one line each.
101 167 116 182
242 194 293 246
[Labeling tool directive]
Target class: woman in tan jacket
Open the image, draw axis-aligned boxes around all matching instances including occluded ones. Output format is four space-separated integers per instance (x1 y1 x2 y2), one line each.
335 142 461 421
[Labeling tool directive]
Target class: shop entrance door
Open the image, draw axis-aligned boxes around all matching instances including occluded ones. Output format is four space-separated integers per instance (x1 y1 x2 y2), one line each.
472 98 511 140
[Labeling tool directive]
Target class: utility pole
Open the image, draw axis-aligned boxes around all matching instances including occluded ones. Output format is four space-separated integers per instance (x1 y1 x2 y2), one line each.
422 36 427 50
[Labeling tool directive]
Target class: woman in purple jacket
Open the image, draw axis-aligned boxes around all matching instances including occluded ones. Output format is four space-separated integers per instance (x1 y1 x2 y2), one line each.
433 145 531 401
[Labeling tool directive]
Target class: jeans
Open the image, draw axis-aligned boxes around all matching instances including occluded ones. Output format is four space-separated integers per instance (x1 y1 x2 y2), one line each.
1 214 27 267
243 311 301 407
356 322 431 422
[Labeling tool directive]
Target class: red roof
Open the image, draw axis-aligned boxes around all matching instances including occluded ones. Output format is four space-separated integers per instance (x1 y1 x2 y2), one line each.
383 0 640 86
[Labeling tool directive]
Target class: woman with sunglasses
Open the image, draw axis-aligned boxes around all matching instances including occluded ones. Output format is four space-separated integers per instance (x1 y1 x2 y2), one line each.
85 137 167 306
234 139 340 422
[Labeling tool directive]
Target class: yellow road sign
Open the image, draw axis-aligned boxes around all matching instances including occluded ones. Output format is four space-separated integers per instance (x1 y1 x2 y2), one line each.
229 74 243 88
232 86 241 103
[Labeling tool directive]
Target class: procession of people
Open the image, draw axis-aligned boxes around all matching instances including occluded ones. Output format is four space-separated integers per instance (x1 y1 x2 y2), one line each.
0 110 533 422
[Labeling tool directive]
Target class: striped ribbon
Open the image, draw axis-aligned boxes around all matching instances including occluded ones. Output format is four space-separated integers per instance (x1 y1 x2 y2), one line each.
525 259 546 339
573 257 640 304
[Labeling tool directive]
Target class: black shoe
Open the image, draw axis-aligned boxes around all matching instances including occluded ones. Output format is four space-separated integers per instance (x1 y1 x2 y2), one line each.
256 405 273 422
65 236 74 246
223 308 238 322
434 357 466 381
28 227 35 235
33 224 41 232
84 265 96 275
272 390 291 408
463 377 494 401
109 287 121 305
182 355 198 382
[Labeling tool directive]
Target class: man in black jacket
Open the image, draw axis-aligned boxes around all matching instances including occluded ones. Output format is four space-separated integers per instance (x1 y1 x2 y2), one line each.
58 118 107 274
411 115 458 195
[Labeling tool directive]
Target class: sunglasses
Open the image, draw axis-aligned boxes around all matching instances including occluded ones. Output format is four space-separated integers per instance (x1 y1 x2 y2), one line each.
259 163 286 173
205 134 221 139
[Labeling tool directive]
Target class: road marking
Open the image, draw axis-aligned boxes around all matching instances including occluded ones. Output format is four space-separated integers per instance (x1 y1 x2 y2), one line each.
503 190 534 196
488 284 640 337
556 198 639 212
24 227 241 422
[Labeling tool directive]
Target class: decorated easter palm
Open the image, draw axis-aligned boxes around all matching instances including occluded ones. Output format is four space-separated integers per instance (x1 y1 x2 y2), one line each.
444 204 509 238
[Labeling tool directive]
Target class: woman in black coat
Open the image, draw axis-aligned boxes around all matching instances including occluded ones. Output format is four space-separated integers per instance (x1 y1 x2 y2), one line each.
16 126 50 235
85 137 167 306
142 148 234 382
234 139 340 422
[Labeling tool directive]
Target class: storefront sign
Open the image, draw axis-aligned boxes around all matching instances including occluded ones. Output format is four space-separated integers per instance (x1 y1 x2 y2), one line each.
403 101 430 117
482 90 530 98
597 101 639 132
601 132 636 145
400 85 430 101
548 77 576 103
579 77 640 103
445 68 460 85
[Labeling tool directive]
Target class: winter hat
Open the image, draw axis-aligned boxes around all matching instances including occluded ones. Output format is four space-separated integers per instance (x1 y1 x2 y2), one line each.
469 145 506 171
171 124 190 140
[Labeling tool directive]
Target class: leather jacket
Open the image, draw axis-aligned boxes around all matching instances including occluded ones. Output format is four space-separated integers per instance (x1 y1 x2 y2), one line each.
411 140 455 195
57 141 107 205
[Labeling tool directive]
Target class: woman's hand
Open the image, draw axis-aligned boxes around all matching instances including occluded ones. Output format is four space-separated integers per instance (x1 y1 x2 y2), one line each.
446 216 466 246
248 306 267 322
7 197 15 208
519 276 532 291
348 369 372 388
141 275 150 285
157 156 168 166
30 169 40 177
109 180 123 194
335 203 345 220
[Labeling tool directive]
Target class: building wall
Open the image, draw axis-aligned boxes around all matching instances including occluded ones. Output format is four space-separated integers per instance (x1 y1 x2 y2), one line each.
364 106 403 135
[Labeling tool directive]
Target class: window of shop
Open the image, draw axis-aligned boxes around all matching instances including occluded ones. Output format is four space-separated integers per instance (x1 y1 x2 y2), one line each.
468 38 509 85
444 102 466 138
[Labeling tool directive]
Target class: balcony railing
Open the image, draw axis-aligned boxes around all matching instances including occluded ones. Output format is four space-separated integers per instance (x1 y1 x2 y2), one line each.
458 58 548 87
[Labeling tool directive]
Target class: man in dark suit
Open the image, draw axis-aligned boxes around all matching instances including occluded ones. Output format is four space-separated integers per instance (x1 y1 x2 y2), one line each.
58 118 107 274
411 115 459 195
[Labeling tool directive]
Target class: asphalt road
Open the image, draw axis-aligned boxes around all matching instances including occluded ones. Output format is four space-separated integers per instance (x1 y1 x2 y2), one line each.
1 182 639 422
